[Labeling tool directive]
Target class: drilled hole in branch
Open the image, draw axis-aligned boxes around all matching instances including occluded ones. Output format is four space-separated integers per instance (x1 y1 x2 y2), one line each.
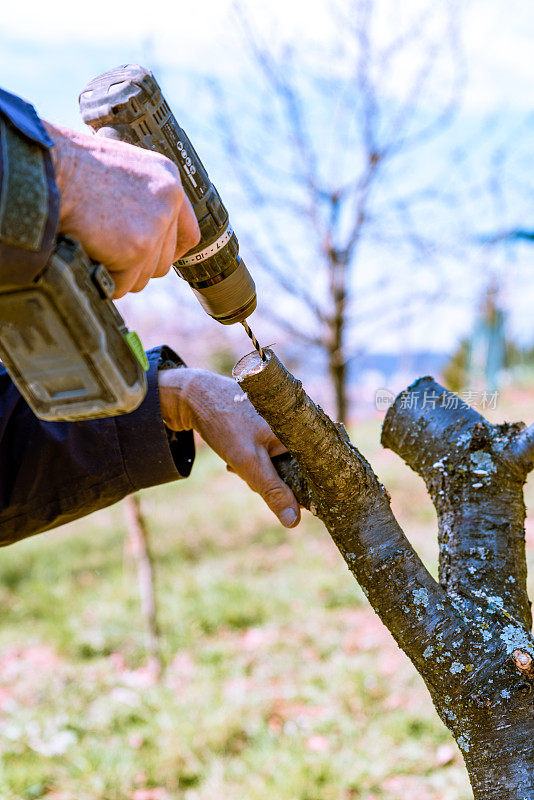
233 349 272 380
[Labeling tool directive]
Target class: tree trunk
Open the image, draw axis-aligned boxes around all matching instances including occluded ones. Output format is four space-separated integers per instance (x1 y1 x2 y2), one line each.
328 347 347 425
327 249 348 424
234 351 534 799
124 494 162 673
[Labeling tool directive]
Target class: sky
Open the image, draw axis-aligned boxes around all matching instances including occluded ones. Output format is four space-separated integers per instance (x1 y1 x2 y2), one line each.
1 0 532 117
1 0 533 356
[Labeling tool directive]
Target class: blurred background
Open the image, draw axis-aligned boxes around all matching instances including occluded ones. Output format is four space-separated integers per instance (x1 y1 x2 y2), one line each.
1 1 533 798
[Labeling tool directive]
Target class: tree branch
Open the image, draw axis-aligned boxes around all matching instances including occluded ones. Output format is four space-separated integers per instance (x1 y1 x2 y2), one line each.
260 307 322 348
241 237 327 323
235 352 534 797
235 5 324 238
124 494 162 673
477 229 534 245
234 351 473 692
510 422 534 471
381 4 466 155
382 377 531 628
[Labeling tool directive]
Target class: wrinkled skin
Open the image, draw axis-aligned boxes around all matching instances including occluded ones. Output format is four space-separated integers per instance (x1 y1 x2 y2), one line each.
45 121 200 297
158 368 300 529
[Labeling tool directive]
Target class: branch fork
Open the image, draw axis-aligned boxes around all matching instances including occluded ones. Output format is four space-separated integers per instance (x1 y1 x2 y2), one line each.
234 351 534 800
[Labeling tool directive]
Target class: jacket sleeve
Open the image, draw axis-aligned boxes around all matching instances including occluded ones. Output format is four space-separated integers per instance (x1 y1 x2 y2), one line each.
0 346 195 546
0 87 60 285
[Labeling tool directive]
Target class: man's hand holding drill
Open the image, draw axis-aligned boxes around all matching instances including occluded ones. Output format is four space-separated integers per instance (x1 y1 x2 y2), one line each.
44 123 300 529
45 122 201 297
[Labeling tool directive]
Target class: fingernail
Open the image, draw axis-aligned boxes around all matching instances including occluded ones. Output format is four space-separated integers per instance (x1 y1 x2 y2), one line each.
280 508 298 528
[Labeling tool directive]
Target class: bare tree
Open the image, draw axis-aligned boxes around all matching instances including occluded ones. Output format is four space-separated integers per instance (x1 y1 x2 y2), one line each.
210 0 466 421
235 348 534 799
476 111 534 249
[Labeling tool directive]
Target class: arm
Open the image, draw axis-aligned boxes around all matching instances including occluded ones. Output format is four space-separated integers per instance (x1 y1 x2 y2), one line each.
0 92 299 542
0 347 194 545
0 349 300 544
0 86 200 295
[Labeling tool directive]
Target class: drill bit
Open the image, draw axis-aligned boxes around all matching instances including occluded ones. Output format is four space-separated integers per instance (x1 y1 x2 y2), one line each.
241 320 267 361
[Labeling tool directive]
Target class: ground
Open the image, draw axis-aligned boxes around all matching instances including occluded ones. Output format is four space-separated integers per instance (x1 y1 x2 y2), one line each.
1 389 533 800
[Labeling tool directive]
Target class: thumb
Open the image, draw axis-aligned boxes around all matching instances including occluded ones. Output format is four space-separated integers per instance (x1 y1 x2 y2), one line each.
255 449 301 529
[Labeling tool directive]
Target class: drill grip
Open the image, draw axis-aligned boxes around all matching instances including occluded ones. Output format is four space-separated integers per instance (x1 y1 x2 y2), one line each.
79 64 257 324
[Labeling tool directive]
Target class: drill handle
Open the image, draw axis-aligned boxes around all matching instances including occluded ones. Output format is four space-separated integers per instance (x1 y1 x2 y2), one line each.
79 65 257 324
79 65 211 205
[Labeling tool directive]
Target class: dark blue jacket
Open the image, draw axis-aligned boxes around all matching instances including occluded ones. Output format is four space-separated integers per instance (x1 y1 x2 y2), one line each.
0 90 195 545
0 346 194 545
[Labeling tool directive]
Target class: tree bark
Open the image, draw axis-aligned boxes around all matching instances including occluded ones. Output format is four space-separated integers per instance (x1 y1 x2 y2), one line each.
124 494 162 673
234 351 534 800
328 347 347 426
327 247 349 424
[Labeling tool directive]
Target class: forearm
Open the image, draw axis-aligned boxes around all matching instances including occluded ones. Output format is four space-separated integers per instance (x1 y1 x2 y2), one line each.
0 347 194 545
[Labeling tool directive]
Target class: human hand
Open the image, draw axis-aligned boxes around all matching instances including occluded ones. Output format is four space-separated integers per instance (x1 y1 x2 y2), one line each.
158 368 301 528
44 122 200 298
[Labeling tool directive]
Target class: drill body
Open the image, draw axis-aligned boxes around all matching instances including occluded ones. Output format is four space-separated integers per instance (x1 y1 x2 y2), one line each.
79 65 257 325
0 236 148 421
0 66 264 423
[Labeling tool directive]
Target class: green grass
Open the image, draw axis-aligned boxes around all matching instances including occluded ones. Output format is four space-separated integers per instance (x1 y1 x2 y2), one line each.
1 397 533 800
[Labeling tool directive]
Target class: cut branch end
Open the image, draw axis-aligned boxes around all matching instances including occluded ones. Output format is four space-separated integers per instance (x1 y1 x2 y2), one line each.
513 649 534 677
233 349 272 381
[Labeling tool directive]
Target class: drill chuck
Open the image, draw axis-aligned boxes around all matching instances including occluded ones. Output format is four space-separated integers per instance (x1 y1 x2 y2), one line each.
79 65 256 325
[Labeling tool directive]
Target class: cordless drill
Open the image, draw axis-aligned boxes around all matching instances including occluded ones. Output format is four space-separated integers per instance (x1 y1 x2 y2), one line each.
79 64 266 359
0 66 265 424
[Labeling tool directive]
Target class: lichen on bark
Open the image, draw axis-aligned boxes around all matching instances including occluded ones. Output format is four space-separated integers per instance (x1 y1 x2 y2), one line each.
234 350 534 800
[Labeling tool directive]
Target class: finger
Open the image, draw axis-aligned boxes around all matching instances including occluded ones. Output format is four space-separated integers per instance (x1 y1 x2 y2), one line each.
154 217 179 278
255 418 289 459
174 194 200 260
130 274 151 293
253 448 301 528
108 248 156 297
129 256 160 293
129 234 167 293
266 438 288 458
111 268 137 298
259 429 288 459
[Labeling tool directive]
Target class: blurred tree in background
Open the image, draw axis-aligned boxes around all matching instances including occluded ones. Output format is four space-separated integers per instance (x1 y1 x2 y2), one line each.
443 281 534 393
444 281 506 393
207 0 466 422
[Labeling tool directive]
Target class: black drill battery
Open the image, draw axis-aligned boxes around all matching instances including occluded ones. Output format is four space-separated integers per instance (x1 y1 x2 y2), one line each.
0 236 148 421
